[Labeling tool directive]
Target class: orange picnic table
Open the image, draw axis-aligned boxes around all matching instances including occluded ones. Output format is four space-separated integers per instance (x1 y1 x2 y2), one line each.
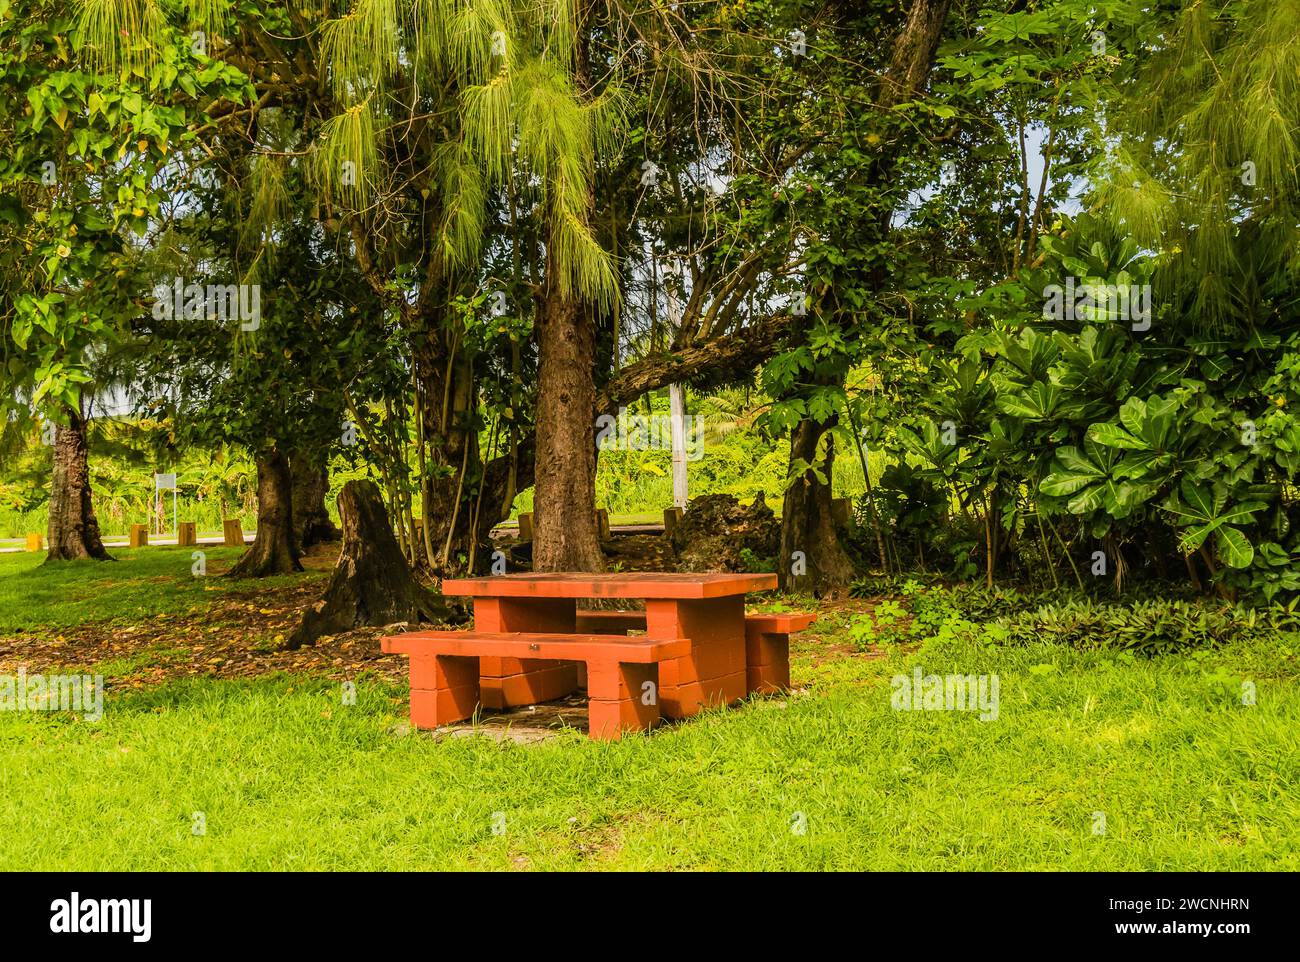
439 572 778 719
382 571 814 738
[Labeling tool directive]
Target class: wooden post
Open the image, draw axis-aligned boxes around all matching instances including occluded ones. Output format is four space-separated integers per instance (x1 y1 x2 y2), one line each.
222 518 244 547
25 533 43 552
177 522 197 547
129 524 149 548
517 512 533 541
831 497 852 526
663 507 683 535
595 508 611 540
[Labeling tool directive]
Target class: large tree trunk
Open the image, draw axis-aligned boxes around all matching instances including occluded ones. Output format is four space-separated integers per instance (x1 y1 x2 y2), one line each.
876 0 955 109
532 283 605 572
288 479 455 648
530 6 605 574
228 446 302 577
45 399 112 563
779 414 854 596
291 449 340 550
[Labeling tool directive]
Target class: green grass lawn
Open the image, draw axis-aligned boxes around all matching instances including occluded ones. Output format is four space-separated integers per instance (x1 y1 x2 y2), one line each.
1 553 1297 870
0 547 320 633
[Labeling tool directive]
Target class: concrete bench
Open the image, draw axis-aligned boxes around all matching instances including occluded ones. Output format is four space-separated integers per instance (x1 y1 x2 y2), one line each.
382 631 690 740
743 613 817 693
576 609 816 694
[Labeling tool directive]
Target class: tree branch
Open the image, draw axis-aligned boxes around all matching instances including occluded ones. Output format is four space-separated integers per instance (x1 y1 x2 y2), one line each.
597 312 795 415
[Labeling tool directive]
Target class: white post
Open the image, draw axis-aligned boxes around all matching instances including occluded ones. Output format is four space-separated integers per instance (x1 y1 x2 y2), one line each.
669 383 688 509
663 257 689 509
154 472 178 539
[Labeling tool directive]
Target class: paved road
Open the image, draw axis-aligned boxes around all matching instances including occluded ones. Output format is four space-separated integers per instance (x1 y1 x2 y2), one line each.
1 524 665 554
0 535 251 554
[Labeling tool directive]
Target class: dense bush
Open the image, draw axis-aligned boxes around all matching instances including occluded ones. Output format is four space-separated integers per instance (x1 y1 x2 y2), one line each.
848 579 1300 656
854 213 1300 605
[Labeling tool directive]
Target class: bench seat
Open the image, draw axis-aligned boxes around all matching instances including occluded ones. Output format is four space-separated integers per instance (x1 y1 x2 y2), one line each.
744 613 816 693
576 609 816 694
743 612 817 634
382 631 689 740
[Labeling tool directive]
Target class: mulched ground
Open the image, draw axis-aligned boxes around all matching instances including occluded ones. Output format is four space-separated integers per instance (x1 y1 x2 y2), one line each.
0 544 426 691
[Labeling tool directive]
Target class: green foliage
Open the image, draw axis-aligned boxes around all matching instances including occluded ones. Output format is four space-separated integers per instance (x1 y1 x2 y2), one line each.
848 578 1300 658
0 0 247 419
738 546 776 574
992 598 1300 656
0 432 258 539
868 204 1300 600
848 599 909 650
1097 0 1300 327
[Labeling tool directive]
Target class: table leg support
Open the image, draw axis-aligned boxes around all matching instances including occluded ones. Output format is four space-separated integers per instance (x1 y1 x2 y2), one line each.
744 628 791 694
474 597 580 708
586 662 660 740
645 597 747 719
408 654 480 729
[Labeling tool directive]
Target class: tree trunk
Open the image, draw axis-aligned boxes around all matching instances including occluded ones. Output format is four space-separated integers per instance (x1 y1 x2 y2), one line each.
45 399 112 563
877 0 955 109
416 338 487 573
985 488 998 588
532 283 605 572
288 479 456 648
779 416 854 597
528 2 605 574
228 446 302 577
291 450 340 550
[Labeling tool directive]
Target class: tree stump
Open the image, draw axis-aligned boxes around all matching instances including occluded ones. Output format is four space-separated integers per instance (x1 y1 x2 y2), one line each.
287 480 455 649
671 493 780 573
